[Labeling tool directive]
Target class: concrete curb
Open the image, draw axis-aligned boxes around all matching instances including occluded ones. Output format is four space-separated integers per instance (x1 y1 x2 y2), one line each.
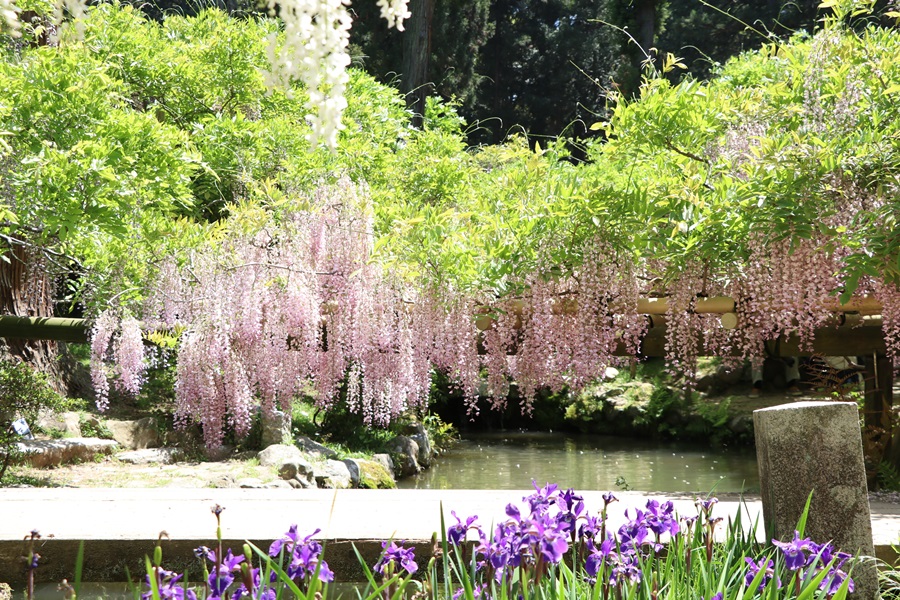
2 489 899 585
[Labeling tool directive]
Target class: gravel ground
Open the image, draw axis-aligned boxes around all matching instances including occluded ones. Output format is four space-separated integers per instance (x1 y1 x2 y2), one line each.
869 491 900 504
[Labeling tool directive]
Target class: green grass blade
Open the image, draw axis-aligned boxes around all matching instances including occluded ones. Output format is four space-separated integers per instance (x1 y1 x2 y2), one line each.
73 540 84 599
796 492 814 538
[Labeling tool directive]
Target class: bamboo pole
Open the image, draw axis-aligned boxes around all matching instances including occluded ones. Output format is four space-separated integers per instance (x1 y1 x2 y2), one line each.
0 294 887 344
0 316 89 343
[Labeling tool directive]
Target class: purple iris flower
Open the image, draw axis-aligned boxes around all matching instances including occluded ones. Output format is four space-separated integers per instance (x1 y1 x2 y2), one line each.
143 569 198 600
618 510 649 552
578 513 603 541
744 556 780 592
525 482 559 514
505 503 521 522
698 497 718 513
820 567 855 596
374 541 417 576
228 567 276 600
584 536 617 578
448 511 480 546
602 492 618 506
557 488 585 515
208 566 235 598
645 500 680 538
610 554 642 586
772 531 814 570
269 525 320 558
536 522 568 563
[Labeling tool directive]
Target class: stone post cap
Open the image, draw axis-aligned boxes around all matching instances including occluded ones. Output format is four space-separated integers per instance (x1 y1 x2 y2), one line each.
753 400 857 413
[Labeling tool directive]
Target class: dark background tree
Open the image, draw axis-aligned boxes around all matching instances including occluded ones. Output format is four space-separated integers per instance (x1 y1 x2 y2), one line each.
657 0 820 79
116 0 894 147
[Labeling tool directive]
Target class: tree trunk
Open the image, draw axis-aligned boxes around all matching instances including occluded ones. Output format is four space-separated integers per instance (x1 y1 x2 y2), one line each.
636 0 656 59
0 243 66 393
860 353 900 480
400 0 435 128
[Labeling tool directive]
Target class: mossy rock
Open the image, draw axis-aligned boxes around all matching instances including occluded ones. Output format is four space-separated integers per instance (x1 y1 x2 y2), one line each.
358 459 395 489
564 381 655 430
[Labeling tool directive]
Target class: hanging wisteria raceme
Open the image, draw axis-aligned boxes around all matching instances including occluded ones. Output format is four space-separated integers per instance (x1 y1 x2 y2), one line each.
493 243 647 413
663 268 705 385
90 311 117 412
88 180 446 447
87 174 900 448
260 0 353 148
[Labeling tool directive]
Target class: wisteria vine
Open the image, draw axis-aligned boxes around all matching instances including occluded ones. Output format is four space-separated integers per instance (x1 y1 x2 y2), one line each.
85 172 900 448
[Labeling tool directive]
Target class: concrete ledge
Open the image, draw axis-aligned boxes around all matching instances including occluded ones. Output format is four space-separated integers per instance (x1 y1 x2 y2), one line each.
2 488 899 585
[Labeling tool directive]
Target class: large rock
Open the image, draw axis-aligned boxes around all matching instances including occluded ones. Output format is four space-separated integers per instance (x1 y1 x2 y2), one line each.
372 453 394 476
342 458 361 488
258 444 314 486
386 435 420 477
261 409 291 448
357 458 395 489
314 459 353 489
258 444 303 466
15 438 118 468
405 422 433 468
296 436 338 459
754 401 877 600
117 447 184 465
106 418 159 450
35 410 81 437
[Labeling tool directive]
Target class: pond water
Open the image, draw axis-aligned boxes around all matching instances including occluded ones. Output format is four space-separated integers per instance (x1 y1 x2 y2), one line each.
397 431 760 494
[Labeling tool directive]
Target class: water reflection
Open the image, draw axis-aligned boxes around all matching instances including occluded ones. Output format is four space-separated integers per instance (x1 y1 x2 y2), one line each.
398 431 759 493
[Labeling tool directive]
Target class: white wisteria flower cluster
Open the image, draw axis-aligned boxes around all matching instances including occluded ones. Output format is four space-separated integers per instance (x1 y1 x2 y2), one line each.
0 0 410 149
376 0 411 30
0 0 19 37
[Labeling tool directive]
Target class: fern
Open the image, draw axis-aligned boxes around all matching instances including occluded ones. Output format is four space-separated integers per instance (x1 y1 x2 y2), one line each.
877 461 900 492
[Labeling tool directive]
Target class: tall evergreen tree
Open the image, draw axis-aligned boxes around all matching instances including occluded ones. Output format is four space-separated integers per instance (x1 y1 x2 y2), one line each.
657 1 820 78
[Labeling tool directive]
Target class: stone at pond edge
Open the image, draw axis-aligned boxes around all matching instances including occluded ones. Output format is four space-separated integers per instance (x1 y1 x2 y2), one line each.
357 458 395 489
315 459 353 489
404 422 433 468
265 480 292 489
237 477 265 489
386 435 420 477
212 474 237 488
754 401 877 600
0 582 10 600
372 453 394 476
106 417 160 450
342 458 361 488
36 410 81 437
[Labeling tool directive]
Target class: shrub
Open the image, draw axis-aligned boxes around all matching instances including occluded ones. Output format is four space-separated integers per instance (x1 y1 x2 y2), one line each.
0 358 69 482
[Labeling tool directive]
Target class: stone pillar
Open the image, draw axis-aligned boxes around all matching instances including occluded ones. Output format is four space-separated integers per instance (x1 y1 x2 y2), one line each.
754 401 877 599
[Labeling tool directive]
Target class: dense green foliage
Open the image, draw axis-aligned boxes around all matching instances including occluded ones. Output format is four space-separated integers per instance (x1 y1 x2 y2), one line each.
4 1 897 312
2 0 900 442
